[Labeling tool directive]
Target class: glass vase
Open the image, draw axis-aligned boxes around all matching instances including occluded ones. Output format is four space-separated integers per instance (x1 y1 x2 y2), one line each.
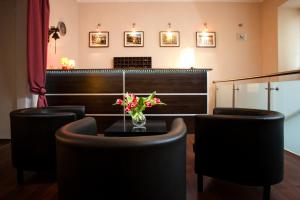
131 112 146 128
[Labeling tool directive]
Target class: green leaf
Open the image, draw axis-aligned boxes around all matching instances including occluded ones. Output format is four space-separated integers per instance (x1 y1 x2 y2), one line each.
146 91 156 101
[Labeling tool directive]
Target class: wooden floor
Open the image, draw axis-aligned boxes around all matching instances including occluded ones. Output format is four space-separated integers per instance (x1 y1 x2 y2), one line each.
0 135 300 200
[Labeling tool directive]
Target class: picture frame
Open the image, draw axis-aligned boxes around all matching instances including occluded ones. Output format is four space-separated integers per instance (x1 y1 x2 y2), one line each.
124 31 144 47
196 32 216 48
159 31 180 47
89 31 109 48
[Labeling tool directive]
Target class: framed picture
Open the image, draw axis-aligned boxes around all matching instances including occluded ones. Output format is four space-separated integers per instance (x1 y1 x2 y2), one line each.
159 31 180 47
124 31 144 47
89 31 109 48
196 32 216 48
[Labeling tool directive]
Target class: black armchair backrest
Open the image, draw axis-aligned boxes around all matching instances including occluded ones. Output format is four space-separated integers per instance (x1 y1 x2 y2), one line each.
55 117 187 200
195 108 284 186
10 106 85 173
46 106 85 119
213 107 282 118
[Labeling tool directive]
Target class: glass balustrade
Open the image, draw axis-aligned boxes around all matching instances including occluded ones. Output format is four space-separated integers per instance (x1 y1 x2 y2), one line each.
216 84 233 108
271 80 300 155
215 74 300 156
235 83 268 110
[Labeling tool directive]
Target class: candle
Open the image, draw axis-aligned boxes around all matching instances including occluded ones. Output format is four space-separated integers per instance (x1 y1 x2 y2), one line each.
60 57 69 70
68 59 75 69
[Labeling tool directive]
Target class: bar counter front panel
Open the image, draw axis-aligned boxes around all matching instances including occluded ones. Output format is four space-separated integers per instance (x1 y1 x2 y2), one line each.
46 69 211 133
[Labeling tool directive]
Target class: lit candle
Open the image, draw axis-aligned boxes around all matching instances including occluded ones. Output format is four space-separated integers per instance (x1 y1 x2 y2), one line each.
60 57 69 70
68 59 75 69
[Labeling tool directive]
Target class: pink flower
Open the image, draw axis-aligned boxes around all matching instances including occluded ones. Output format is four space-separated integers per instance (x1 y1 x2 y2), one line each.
130 102 137 108
145 101 152 107
116 99 123 105
154 98 161 104
125 106 131 112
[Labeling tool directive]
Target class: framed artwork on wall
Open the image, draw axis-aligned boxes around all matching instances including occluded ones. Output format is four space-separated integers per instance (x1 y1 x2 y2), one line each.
89 31 109 48
159 31 180 47
124 31 144 47
196 32 216 48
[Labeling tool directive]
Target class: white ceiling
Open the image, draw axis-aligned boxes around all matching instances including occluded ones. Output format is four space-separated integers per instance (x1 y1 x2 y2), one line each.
77 0 263 3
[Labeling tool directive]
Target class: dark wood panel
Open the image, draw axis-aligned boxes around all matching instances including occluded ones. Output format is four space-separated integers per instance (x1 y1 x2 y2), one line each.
125 72 207 93
46 70 208 134
46 73 123 93
47 95 123 114
114 57 152 68
47 95 206 114
143 95 207 114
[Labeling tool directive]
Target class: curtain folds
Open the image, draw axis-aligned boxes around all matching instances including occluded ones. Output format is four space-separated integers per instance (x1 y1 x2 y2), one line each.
27 0 50 107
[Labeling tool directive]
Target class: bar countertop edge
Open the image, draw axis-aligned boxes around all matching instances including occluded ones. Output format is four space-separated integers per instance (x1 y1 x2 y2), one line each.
47 68 212 74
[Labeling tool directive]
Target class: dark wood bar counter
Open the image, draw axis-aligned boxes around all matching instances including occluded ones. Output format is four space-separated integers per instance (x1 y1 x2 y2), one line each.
46 68 211 133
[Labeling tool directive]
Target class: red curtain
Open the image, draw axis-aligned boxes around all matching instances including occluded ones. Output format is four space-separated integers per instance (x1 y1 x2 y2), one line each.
27 0 50 107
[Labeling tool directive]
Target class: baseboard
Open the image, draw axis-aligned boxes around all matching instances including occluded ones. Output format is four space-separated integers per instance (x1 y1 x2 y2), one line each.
285 150 300 160
0 139 10 146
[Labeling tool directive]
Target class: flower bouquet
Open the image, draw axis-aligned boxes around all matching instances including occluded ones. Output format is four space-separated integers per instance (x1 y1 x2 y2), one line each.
114 91 166 128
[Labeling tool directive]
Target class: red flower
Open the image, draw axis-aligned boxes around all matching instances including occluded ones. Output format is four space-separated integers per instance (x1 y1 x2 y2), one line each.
116 99 123 105
130 102 137 108
145 101 152 107
133 97 137 103
125 106 131 112
154 98 161 104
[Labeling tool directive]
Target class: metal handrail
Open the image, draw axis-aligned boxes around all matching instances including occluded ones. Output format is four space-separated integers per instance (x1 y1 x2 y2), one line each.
213 69 300 110
213 69 300 84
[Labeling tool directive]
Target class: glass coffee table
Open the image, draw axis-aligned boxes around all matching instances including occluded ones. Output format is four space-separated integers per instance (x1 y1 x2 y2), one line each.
104 120 167 137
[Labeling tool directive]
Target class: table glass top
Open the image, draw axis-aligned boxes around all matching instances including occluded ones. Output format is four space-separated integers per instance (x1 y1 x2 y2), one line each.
104 120 167 137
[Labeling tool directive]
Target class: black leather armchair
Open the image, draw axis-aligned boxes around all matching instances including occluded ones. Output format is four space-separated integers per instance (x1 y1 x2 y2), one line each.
10 106 85 184
55 117 187 200
194 108 284 200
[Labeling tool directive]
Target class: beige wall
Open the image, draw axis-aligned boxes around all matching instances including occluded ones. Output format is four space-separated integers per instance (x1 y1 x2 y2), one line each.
47 0 300 81
78 2 262 83
0 0 29 138
261 0 287 74
0 0 16 138
278 6 300 71
48 0 79 68
16 0 31 109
